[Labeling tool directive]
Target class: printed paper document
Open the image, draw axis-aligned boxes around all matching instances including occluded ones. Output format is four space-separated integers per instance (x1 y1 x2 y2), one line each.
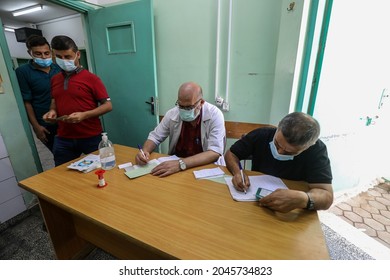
67 154 100 173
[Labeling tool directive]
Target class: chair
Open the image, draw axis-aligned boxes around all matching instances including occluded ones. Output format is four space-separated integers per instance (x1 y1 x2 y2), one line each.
225 121 276 169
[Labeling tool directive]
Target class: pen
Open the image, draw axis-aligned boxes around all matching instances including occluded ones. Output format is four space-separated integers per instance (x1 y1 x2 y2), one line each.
137 144 147 160
238 161 247 194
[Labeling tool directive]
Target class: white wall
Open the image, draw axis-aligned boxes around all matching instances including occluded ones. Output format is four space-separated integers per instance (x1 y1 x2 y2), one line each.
311 0 390 193
37 14 85 48
5 14 85 59
4 31 29 59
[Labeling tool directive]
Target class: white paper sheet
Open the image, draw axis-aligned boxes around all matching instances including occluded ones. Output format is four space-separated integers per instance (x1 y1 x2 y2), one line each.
225 174 288 201
193 167 225 179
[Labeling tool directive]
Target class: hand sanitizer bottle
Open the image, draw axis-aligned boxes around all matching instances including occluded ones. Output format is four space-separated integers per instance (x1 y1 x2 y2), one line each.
98 132 116 170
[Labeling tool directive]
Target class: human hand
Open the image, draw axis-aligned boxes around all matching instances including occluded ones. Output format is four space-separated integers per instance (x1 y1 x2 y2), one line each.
150 160 180 177
232 172 250 193
34 125 50 144
135 150 150 165
65 112 85 123
258 189 306 213
43 110 57 123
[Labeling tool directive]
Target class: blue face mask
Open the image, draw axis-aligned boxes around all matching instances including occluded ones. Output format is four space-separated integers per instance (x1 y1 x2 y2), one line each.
179 108 200 122
56 57 77 72
269 140 294 161
33 57 52 67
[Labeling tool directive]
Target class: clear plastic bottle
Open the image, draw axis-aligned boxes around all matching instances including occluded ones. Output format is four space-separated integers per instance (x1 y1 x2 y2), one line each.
98 132 116 170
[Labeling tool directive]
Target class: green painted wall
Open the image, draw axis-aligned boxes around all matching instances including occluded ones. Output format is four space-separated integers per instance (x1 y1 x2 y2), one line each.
1 0 304 159
228 0 282 123
270 0 304 124
153 0 304 152
0 21 40 205
153 0 218 112
154 0 303 123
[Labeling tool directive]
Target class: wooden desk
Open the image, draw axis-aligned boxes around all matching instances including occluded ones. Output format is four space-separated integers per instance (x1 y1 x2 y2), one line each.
19 145 329 259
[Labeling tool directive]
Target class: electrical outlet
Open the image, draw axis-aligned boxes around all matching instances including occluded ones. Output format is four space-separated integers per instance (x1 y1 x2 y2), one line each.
215 96 224 107
222 101 229 111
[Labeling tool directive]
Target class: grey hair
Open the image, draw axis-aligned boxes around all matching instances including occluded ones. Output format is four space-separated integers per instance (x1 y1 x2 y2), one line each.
278 112 320 147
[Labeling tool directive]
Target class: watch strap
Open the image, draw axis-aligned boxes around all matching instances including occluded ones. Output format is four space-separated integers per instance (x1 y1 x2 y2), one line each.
178 159 186 171
305 192 315 210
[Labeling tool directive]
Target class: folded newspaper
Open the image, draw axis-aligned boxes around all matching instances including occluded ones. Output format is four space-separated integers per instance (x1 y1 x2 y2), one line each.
67 154 101 173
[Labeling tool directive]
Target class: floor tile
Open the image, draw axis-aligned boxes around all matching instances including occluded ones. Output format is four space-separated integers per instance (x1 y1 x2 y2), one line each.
328 183 390 250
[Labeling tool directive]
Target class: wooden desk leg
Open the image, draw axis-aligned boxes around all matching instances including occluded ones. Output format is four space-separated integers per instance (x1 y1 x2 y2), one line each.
39 198 93 259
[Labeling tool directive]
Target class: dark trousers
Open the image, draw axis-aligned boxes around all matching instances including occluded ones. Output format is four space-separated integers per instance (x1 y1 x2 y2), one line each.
41 124 57 153
53 134 101 166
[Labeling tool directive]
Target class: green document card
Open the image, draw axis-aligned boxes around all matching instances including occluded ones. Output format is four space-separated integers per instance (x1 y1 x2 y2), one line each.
124 162 159 179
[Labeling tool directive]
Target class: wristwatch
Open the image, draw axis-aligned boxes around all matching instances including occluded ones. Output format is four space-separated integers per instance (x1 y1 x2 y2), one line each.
305 192 315 210
178 159 186 171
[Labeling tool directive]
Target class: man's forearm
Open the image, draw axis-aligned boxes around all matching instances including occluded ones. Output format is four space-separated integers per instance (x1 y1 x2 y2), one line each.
308 184 334 210
182 150 219 169
224 149 240 176
24 102 40 129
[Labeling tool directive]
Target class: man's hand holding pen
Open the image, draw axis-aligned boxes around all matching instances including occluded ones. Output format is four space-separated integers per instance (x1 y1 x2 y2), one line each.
232 162 249 193
135 144 150 165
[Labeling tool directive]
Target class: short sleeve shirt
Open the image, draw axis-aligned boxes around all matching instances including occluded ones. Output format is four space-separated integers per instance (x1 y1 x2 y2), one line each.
51 69 110 138
15 60 61 125
230 127 333 183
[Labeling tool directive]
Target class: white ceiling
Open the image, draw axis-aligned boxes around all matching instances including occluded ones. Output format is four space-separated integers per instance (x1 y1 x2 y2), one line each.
0 0 79 29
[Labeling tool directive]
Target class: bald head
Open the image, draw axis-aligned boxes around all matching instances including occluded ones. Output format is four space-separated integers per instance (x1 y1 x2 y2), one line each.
178 82 203 103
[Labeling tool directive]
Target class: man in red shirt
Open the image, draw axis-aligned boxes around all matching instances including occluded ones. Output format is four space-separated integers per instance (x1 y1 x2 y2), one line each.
43 35 112 166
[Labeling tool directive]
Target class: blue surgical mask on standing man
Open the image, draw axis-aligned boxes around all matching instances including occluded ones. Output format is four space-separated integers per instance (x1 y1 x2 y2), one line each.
56 57 78 72
33 57 52 68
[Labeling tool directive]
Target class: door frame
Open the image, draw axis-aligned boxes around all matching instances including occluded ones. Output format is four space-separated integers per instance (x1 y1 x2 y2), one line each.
295 0 333 115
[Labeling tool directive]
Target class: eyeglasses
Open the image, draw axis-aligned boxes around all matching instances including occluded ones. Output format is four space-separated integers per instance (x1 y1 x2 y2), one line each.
175 98 202 111
273 136 302 156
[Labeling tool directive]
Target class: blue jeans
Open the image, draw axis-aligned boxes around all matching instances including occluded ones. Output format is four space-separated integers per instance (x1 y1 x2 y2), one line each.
53 135 101 166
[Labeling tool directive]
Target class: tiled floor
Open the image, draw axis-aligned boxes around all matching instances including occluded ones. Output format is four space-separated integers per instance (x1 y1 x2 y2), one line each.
328 183 390 249
0 204 116 260
0 138 116 260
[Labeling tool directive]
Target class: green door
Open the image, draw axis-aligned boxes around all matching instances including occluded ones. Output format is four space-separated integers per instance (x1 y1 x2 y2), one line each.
87 0 158 147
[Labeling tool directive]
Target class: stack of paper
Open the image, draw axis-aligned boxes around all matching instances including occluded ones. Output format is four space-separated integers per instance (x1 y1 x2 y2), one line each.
193 167 225 179
225 175 288 201
67 154 101 173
